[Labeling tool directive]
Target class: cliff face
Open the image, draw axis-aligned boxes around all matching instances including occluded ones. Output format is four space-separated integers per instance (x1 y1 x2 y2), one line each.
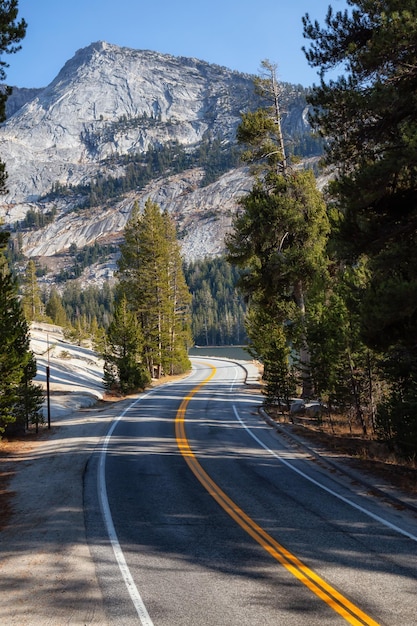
22 167 252 263
0 42 256 203
5 87 44 118
0 42 315 267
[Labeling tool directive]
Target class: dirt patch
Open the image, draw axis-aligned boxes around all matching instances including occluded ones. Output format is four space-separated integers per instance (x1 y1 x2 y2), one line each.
290 423 417 496
0 432 46 530
0 398 117 531
263 400 417 497
0 371 191 531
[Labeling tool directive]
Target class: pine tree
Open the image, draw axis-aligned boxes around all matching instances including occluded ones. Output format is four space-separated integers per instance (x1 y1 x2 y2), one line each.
45 287 69 327
14 352 44 433
0 238 42 435
118 199 191 378
303 1 417 449
226 60 329 398
104 294 150 394
68 314 90 346
161 209 192 374
90 316 107 355
0 3 42 433
0 1 26 193
118 200 166 377
306 263 375 435
21 259 44 321
194 281 216 346
184 257 247 346
245 302 297 409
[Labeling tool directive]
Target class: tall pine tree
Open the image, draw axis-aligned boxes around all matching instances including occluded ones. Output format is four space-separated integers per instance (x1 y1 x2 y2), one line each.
161 208 192 374
117 199 191 378
0 3 41 434
0 238 43 435
21 259 44 321
0 1 26 193
226 61 329 398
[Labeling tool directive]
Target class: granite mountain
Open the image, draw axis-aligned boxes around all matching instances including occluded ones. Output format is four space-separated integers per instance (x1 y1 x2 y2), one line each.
0 41 318 281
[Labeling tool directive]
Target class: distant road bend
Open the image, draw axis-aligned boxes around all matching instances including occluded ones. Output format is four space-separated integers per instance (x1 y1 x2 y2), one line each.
84 358 417 625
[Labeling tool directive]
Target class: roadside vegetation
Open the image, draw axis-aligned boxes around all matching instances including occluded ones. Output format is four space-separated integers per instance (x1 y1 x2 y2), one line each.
0 3 43 436
226 2 417 463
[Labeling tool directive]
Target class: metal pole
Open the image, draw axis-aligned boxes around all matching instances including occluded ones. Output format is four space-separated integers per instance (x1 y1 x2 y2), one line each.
47 334 51 429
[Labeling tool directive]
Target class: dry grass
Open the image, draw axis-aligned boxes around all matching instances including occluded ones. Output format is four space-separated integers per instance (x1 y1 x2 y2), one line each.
266 406 417 496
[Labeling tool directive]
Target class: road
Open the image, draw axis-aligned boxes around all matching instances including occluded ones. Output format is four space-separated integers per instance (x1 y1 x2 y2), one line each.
85 358 417 625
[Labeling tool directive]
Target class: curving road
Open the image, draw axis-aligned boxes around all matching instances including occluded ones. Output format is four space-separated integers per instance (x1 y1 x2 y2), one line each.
84 358 417 625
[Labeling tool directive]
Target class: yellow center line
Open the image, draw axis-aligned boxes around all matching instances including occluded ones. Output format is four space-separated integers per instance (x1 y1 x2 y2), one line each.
175 363 380 626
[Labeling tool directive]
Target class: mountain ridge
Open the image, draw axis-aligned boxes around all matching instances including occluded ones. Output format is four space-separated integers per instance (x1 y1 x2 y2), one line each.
0 41 318 276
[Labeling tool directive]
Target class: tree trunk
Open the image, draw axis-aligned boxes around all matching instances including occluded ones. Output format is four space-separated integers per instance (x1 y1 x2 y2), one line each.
293 279 313 399
348 351 367 436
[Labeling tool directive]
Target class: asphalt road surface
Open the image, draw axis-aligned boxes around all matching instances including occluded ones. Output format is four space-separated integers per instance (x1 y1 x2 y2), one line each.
84 358 417 625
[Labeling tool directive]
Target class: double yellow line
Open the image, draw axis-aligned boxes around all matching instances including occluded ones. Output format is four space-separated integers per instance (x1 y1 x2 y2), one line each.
175 364 380 626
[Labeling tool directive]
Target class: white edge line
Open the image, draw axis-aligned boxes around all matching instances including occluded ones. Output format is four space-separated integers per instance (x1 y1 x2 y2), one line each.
96 368 199 624
232 403 417 543
98 391 155 626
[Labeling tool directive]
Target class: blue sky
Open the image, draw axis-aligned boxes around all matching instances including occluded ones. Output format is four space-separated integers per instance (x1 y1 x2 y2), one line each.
4 0 348 88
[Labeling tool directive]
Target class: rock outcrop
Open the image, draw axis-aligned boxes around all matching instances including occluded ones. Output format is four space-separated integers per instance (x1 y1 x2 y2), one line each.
22 166 252 262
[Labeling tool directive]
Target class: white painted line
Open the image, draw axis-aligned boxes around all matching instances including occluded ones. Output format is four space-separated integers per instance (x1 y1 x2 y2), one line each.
232 404 417 544
98 392 155 626
97 369 197 624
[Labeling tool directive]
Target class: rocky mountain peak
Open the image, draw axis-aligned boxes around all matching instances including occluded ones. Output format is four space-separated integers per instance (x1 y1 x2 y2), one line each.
0 43 317 274
0 42 256 205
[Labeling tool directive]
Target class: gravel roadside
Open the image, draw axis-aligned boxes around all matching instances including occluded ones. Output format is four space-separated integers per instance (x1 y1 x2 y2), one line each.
0 398 124 626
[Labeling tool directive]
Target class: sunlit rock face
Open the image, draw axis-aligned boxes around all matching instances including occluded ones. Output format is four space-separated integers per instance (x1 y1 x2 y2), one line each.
0 41 314 269
0 41 254 203
21 167 252 263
